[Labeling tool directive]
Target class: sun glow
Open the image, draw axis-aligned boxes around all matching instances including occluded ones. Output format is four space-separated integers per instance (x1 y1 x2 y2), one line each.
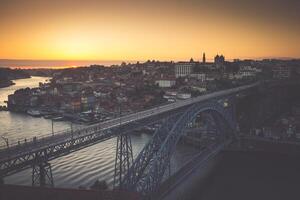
49 32 96 59
0 0 299 62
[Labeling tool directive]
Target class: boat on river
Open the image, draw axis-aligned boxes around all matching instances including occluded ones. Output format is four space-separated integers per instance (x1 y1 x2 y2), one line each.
27 109 42 117
52 116 65 121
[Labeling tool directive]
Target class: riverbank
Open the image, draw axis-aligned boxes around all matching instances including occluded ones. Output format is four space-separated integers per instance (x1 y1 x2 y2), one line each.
0 80 15 88
226 138 300 155
0 76 49 107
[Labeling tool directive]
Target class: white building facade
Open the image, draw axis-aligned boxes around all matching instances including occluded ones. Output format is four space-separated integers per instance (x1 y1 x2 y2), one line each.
155 79 176 88
175 62 195 78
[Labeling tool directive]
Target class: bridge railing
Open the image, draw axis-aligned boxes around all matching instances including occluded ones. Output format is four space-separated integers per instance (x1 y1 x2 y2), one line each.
0 128 74 151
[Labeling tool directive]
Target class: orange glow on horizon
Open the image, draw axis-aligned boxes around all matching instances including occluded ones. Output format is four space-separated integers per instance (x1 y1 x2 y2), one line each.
10 66 79 70
0 1 299 62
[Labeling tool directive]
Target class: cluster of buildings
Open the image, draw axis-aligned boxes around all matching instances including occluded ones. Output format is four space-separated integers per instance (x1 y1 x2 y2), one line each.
7 53 300 123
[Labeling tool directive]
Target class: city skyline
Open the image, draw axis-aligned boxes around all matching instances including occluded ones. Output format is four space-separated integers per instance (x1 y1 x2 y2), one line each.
0 0 300 64
1 55 298 69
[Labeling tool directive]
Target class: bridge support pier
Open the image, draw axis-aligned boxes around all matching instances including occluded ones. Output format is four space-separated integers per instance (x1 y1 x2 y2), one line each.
113 133 133 189
32 161 54 187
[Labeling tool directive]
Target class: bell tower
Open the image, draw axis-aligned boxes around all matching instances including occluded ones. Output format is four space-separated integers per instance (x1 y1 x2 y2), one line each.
202 53 206 64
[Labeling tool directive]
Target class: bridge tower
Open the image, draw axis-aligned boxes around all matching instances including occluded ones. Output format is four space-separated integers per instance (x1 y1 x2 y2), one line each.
32 161 54 187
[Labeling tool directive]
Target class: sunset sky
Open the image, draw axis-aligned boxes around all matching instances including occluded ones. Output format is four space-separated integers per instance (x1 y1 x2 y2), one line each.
0 0 299 65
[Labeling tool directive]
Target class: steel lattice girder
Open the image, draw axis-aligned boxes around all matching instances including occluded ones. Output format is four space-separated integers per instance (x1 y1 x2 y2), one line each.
122 113 183 190
124 100 236 195
32 161 54 187
113 133 133 189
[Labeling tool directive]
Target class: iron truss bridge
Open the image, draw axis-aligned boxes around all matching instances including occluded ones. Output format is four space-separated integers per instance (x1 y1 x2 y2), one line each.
121 95 240 197
0 82 258 190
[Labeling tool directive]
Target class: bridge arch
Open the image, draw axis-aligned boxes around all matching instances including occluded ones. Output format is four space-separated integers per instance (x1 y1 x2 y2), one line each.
123 100 237 196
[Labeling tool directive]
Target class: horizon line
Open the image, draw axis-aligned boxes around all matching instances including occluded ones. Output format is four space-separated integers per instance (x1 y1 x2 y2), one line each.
1 56 300 61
